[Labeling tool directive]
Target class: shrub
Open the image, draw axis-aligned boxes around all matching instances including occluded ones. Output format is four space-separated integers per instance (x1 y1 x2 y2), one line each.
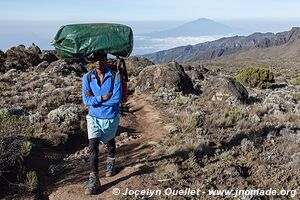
235 67 274 89
191 111 205 128
0 136 24 179
291 76 300 86
26 171 38 192
174 114 194 133
0 49 6 72
225 110 243 126
20 141 32 157
0 110 38 195
0 109 33 137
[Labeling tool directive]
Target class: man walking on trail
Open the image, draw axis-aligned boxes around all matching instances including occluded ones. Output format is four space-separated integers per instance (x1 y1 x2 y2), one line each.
82 53 122 195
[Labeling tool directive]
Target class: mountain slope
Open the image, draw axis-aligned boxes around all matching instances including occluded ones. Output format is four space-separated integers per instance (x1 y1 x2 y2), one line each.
222 28 300 61
142 18 238 37
143 27 300 64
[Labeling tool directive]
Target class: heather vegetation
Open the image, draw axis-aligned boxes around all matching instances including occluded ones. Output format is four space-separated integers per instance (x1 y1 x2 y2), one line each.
0 42 299 199
234 67 275 89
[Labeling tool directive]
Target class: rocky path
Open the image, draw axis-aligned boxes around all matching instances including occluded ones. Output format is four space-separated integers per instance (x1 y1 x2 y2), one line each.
47 95 165 200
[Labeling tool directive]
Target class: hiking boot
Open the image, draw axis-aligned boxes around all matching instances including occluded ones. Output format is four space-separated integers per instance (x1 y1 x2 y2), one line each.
106 157 116 177
85 172 101 195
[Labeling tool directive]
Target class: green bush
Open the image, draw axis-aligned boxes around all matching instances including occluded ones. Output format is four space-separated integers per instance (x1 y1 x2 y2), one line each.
20 141 32 157
0 136 25 184
0 109 33 137
26 171 38 192
291 76 300 86
235 67 274 89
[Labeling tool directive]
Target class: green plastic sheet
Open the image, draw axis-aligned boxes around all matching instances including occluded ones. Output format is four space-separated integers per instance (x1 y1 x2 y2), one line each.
52 23 133 58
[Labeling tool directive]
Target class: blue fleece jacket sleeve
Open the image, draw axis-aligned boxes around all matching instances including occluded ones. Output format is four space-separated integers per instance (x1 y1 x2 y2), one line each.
82 73 102 106
100 71 122 106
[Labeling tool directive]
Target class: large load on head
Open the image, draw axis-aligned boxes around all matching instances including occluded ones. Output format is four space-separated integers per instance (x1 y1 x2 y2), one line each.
52 23 133 58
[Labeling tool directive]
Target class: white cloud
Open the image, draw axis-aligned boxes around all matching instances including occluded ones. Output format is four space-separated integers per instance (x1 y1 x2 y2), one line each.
133 35 227 55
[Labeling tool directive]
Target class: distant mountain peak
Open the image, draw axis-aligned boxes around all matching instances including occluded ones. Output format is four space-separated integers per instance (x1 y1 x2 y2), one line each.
191 18 217 22
141 18 239 38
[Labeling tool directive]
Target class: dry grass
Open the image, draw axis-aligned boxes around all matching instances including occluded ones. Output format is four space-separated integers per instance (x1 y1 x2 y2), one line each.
291 76 300 86
292 93 300 102
157 162 182 180
251 106 268 117
274 113 300 126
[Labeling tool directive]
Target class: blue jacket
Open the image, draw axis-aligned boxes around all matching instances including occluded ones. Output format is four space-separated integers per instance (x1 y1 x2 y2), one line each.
82 68 122 119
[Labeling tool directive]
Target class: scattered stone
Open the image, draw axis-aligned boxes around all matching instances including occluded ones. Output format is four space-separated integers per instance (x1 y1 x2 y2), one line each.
250 114 261 123
4 105 25 116
4 68 18 79
241 138 254 152
290 152 300 165
35 61 49 72
279 128 293 136
224 166 239 176
120 132 129 138
226 96 240 106
129 134 139 140
45 60 82 76
48 164 64 176
219 151 231 159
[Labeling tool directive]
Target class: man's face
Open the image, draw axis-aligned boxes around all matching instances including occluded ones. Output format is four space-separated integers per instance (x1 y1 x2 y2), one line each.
94 56 107 70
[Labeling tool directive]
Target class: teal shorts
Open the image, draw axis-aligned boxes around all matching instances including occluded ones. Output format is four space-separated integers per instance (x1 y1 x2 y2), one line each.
86 114 120 143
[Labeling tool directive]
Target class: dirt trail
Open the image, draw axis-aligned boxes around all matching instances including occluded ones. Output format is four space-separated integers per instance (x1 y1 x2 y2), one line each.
48 95 165 200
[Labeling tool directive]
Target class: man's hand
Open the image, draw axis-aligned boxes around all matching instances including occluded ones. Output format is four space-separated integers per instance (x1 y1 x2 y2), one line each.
85 91 94 97
101 92 113 101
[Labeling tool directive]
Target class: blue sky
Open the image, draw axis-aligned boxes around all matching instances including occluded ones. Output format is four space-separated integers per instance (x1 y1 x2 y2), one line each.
1 0 300 21
1 0 300 52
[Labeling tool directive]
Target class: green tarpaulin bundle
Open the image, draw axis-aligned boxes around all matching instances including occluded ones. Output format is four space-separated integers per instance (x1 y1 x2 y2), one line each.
52 23 133 58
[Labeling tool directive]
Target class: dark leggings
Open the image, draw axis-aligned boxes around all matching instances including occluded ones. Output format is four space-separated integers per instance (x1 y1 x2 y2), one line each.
89 138 116 174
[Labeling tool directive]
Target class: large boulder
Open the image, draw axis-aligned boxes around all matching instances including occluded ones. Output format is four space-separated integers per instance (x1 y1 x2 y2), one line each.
40 51 58 63
44 59 87 76
203 77 248 104
125 56 154 77
4 44 41 71
185 69 205 82
135 61 194 94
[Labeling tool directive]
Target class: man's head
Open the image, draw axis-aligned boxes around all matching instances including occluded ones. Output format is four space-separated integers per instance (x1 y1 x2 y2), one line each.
91 53 107 71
